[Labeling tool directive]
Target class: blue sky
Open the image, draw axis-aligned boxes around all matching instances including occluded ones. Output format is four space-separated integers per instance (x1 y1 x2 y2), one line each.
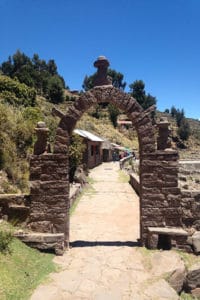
0 0 200 119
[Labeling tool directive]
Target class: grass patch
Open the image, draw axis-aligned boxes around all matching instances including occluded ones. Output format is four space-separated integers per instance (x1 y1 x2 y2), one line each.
118 170 130 183
180 292 199 300
0 222 56 300
175 250 200 268
136 246 155 271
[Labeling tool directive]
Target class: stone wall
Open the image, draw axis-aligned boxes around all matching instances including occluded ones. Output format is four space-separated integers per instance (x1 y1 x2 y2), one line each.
181 190 200 230
0 194 30 223
179 160 200 174
86 141 102 169
28 153 70 244
28 85 183 249
27 59 188 250
140 150 182 245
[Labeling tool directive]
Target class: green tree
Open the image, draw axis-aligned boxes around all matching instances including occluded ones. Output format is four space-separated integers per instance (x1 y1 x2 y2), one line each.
0 75 36 106
1 56 13 76
0 51 67 98
108 104 120 127
82 68 126 91
82 74 95 91
107 69 126 90
47 59 58 76
12 50 31 73
47 75 64 103
170 106 177 117
175 109 185 127
129 80 156 110
178 118 191 141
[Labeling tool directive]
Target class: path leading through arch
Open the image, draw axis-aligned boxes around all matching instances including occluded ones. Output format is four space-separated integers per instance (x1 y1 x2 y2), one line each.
31 162 149 299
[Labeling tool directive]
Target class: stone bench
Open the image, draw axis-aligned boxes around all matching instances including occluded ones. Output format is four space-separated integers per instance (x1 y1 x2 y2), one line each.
147 227 188 251
14 231 65 255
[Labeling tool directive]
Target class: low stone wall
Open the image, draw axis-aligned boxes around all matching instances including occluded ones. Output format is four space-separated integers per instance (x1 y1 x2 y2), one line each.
119 155 134 170
129 173 140 195
179 160 200 174
129 170 200 253
0 184 82 225
69 183 82 207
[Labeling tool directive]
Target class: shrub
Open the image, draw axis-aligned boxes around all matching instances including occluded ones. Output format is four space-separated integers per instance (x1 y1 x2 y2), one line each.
178 118 191 141
0 75 36 106
47 75 64 103
69 134 86 182
0 230 13 253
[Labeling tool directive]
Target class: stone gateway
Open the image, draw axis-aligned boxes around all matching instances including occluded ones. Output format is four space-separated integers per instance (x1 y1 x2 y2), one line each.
28 57 185 251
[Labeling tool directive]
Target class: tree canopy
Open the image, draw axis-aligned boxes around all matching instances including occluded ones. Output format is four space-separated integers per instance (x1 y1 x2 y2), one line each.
0 75 36 106
169 106 191 141
82 68 126 91
0 50 66 103
129 80 156 110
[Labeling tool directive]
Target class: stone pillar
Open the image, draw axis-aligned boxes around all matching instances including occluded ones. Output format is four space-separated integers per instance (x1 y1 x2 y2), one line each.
28 154 69 244
157 117 171 150
93 56 112 86
33 121 49 155
140 150 182 245
28 122 70 246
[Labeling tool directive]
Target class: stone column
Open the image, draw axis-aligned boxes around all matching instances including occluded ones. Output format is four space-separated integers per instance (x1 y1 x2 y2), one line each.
157 117 171 150
33 121 49 155
93 56 112 86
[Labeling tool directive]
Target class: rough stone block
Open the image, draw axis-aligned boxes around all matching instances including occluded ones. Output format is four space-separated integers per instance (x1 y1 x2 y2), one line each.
147 233 158 249
192 231 200 254
185 262 200 291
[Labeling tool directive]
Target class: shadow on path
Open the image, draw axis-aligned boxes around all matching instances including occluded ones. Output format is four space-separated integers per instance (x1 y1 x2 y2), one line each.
70 240 139 248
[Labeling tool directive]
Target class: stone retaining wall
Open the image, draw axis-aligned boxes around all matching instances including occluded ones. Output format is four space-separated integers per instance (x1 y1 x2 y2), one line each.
0 194 30 222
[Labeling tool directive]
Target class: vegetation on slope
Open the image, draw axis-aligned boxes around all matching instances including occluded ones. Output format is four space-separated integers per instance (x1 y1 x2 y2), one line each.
0 50 66 103
158 108 200 159
0 221 56 300
0 50 199 192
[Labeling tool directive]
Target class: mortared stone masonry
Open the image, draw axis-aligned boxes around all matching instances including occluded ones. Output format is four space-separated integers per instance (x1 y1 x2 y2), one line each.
28 56 186 250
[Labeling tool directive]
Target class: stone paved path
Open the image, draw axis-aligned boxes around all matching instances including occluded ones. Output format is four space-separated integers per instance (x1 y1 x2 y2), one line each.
30 162 178 300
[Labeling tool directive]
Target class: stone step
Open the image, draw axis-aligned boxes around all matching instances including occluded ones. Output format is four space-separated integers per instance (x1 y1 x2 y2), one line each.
14 231 65 255
8 204 29 211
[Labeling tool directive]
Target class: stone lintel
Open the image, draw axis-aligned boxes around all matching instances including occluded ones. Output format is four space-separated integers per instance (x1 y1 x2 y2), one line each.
148 227 188 236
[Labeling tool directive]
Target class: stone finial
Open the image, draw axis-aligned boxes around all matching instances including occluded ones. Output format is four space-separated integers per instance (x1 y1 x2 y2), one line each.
157 117 172 150
93 56 112 86
33 121 50 155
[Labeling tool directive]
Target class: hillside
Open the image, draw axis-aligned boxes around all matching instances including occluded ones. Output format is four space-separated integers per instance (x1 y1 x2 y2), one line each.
1 90 200 194
0 92 139 193
157 111 200 159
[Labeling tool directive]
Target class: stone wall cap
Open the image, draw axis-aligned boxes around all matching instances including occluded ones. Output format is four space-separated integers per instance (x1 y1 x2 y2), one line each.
36 121 47 128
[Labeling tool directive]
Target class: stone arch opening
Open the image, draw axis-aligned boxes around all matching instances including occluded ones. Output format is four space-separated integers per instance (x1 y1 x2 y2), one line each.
28 57 182 250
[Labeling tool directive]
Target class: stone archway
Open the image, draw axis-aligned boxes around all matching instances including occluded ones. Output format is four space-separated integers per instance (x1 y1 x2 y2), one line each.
28 57 182 248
